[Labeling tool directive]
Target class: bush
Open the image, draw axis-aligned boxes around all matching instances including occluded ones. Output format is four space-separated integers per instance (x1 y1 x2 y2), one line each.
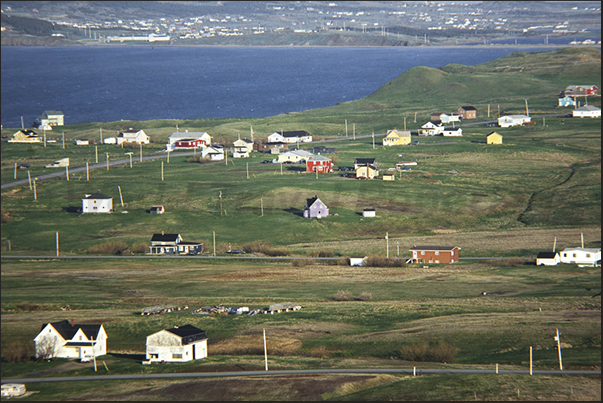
357 292 373 301
312 249 334 258
4 341 33 363
187 155 210 163
16 301 40 312
291 258 315 267
397 341 458 363
364 255 405 267
86 241 130 255
242 240 289 256
131 242 149 254
333 290 353 301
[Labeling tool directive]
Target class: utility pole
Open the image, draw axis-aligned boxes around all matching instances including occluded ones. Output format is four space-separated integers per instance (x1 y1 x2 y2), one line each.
161 161 164 181
126 152 133 168
62 132 65 149
345 119 348 137
525 99 529 117
86 162 89 181
260 198 264 217
219 191 223 216
140 143 143 162
14 163 17 180
118 186 124 207
404 117 407 131
263 328 268 371
106 153 109 171
212 231 216 256
65 165 69 181
33 178 37 200
56 231 59 256
555 328 563 370
27 170 32 190
353 123 355 140
372 131 375 149
246 162 249 179
386 232 389 258
95 146 98 163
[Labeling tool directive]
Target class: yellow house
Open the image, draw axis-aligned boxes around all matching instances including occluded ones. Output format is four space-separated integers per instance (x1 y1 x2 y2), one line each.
8 129 41 143
486 132 503 144
382 129 411 146
356 164 379 179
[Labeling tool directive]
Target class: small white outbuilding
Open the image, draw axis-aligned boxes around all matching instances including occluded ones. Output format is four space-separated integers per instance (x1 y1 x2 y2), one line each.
82 192 113 213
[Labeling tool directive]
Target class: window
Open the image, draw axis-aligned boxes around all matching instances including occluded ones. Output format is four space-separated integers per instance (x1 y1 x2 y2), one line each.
172 353 182 359
435 251 439 256
586 254 591 258
421 251 425 255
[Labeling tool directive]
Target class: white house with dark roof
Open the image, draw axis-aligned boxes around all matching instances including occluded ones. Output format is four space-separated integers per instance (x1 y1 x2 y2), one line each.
536 252 560 266
33 319 107 361
419 122 445 136
148 233 202 255
201 146 225 161
38 110 64 126
267 130 312 144
82 192 113 213
303 195 329 219
145 324 207 363
233 138 254 158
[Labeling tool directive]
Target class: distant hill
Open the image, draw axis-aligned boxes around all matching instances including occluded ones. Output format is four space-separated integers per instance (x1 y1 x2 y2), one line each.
321 47 601 115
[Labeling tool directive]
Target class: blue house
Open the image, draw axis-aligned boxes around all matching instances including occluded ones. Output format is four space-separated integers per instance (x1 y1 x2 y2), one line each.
303 196 329 219
558 95 576 107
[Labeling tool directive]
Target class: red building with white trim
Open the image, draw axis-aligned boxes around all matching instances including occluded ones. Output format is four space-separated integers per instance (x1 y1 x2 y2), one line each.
409 246 460 264
306 155 332 173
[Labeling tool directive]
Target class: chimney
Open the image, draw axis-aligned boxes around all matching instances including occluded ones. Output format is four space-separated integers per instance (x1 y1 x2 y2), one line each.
71 319 75 327
161 231 164 235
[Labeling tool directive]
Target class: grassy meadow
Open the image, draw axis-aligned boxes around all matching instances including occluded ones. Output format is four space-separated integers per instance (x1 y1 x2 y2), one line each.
1 47 600 400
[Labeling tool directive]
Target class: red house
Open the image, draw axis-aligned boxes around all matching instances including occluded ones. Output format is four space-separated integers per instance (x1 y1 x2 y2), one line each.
306 155 332 173
409 246 460 264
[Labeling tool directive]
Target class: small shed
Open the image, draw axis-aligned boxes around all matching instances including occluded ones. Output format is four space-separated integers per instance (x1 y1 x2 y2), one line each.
349 256 367 266
536 252 560 266
362 208 376 217
82 192 113 213
150 205 165 214
487 132 503 145
382 172 396 181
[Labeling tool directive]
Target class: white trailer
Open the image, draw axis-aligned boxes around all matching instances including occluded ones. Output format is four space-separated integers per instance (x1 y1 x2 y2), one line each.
45 157 70 168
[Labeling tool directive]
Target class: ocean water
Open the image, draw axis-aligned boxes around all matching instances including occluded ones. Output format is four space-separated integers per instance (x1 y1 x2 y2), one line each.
1 45 564 128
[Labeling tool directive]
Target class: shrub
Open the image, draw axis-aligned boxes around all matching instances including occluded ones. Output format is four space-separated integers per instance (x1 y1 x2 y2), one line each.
357 292 373 301
242 240 289 256
187 155 210 163
313 249 334 258
291 258 315 267
364 255 405 267
86 241 130 255
131 242 149 254
333 290 353 301
4 341 34 363
397 341 458 363
16 301 40 312
1 207 12 223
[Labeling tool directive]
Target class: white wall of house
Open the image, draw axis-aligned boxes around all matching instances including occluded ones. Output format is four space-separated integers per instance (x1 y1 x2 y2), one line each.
559 248 601 265
82 198 113 213
146 331 207 362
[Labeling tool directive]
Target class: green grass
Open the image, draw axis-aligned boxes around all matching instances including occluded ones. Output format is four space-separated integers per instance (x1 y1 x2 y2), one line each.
1 47 600 401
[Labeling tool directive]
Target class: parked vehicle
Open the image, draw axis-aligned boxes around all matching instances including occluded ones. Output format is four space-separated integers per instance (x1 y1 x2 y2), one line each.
227 249 246 254
17 163 30 169
410 141 420 145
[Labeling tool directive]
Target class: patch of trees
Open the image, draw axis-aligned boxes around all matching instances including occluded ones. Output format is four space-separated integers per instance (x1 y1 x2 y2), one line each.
1 14 55 36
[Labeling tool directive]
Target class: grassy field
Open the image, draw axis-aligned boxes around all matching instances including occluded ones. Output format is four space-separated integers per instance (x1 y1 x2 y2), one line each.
1 47 600 400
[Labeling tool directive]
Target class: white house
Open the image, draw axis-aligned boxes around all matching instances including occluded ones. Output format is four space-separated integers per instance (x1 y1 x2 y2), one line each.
442 127 463 136
33 320 107 362
276 149 314 164
116 128 150 145
202 146 224 161
145 324 207 363
75 139 90 146
267 130 312 144
572 105 601 118
440 114 461 124
82 192 113 213
233 138 254 158
168 131 211 150
419 122 445 136
559 247 601 265
148 233 202 255
38 110 64 126
497 115 531 127
535 252 560 266
349 257 367 266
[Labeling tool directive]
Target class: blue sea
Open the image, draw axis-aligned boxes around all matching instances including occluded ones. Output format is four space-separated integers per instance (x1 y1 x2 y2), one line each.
1 45 569 128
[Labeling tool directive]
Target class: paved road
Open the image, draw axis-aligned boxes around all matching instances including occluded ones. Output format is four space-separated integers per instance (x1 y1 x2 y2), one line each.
2 367 599 384
0 255 531 261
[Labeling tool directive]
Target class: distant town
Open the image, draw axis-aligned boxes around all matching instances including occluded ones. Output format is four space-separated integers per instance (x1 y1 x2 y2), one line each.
1 1 601 46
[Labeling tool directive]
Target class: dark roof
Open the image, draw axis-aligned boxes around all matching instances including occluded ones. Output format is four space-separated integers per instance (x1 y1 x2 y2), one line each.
282 130 311 137
410 246 458 251
84 192 112 199
537 252 558 259
165 325 207 345
354 158 376 164
459 105 477 111
42 320 103 340
151 233 181 242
